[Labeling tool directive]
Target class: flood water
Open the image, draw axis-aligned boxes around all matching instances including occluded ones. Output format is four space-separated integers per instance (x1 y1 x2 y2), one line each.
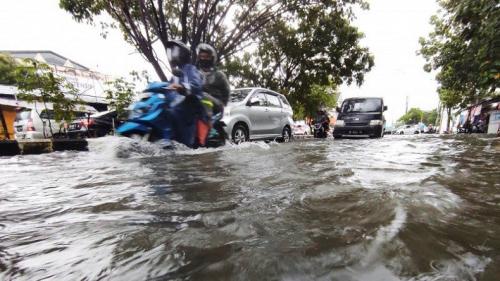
1 135 499 281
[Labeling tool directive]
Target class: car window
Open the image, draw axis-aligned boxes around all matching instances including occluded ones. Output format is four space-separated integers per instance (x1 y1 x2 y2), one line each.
15 109 32 121
230 89 252 103
265 93 281 108
341 98 382 113
249 93 267 106
279 95 291 107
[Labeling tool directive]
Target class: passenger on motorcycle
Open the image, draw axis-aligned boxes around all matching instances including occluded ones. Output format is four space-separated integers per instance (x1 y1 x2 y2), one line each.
195 43 231 112
162 40 205 148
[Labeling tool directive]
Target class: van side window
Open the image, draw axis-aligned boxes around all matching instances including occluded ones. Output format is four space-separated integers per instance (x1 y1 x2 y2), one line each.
265 94 282 108
249 93 267 106
39 110 56 120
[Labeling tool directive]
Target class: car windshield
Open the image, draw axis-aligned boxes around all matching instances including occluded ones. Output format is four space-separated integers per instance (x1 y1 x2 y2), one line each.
341 98 382 113
230 89 251 103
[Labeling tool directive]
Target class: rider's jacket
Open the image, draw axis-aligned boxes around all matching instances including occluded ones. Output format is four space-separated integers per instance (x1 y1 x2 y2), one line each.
200 68 230 106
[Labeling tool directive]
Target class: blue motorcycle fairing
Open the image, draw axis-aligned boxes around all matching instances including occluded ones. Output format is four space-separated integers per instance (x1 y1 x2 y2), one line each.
116 121 150 135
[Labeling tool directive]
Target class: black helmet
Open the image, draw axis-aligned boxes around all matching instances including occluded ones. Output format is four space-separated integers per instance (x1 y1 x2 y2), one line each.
196 43 217 66
166 40 191 67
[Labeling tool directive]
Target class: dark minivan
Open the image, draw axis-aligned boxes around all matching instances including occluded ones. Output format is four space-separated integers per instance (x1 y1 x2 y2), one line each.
333 97 387 138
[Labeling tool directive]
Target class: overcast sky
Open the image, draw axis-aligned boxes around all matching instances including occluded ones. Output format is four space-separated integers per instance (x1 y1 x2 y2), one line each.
0 0 440 123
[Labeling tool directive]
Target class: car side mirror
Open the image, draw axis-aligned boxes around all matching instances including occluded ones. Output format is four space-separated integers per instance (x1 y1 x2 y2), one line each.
336 107 341 112
383 105 388 111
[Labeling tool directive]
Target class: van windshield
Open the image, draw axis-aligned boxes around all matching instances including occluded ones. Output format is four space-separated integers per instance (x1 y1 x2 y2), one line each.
230 89 251 103
341 98 382 113
15 109 31 121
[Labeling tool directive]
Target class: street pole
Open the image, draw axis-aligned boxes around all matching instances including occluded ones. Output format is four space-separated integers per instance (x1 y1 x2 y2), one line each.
405 96 408 114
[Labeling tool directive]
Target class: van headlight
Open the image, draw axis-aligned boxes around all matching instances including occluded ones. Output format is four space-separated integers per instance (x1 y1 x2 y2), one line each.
370 120 383 126
336 120 345 127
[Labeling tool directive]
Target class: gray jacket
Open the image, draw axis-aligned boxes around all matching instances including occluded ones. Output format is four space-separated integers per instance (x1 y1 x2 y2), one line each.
200 69 230 106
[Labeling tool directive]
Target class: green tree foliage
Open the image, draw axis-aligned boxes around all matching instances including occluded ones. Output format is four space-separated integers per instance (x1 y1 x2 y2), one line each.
224 2 373 118
14 59 81 137
398 107 438 125
398 108 424 124
104 78 137 120
0 53 18 85
419 0 499 108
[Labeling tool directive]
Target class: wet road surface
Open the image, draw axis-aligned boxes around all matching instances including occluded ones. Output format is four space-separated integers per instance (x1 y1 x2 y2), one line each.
1 135 499 280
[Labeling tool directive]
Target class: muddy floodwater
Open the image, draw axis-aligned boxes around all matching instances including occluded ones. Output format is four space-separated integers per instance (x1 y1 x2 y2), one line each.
1 135 499 281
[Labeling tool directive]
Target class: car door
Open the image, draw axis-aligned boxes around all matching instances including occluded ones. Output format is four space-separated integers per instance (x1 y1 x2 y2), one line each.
246 92 269 136
264 92 283 135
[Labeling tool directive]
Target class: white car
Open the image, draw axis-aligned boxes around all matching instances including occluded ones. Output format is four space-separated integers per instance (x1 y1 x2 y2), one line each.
293 120 310 136
14 102 97 139
222 88 294 143
395 124 420 135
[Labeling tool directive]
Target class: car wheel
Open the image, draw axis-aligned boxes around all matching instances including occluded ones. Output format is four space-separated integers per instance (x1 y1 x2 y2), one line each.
232 124 248 144
280 126 292 143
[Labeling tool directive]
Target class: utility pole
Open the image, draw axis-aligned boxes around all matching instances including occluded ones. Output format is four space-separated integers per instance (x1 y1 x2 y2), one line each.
405 95 409 114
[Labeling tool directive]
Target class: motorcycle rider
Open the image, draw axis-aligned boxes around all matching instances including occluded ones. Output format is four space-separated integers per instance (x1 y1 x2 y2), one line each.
162 40 205 148
195 43 231 113
313 109 330 138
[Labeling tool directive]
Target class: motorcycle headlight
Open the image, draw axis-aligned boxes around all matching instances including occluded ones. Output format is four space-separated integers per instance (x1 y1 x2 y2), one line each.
369 120 383 126
336 120 345 127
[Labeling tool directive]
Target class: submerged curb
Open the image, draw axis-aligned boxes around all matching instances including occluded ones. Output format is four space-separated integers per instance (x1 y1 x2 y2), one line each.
0 139 88 156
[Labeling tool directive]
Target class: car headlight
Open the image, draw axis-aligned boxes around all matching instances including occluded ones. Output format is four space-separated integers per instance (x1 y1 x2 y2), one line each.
224 108 231 117
370 120 383 126
336 120 345 127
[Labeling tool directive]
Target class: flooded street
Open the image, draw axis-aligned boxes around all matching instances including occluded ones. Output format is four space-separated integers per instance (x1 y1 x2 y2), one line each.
1 135 499 281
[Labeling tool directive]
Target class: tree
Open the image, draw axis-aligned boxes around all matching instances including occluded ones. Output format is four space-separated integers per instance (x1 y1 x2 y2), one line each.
14 59 81 138
0 53 18 85
104 77 137 120
398 108 424 124
59 0 296 81
419 0 499 108
224 2 373 118
59 1 372 82
423 108 438 126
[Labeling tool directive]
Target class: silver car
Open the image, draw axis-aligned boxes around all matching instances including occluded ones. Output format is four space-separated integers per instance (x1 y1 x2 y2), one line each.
222 87 294 143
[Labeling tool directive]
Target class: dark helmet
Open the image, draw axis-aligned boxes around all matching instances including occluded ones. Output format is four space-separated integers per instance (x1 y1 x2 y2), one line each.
195 43 217 66
166 40 191 67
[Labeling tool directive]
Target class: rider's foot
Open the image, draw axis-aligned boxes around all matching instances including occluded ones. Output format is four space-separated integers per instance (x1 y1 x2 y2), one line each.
160 139 173 150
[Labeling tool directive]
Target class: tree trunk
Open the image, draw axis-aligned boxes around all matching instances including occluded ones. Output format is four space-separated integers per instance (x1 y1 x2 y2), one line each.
446 107 452 133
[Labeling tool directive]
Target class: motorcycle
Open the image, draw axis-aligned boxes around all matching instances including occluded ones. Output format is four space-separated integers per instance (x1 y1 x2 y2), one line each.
312 122 329 138
116 81 226 148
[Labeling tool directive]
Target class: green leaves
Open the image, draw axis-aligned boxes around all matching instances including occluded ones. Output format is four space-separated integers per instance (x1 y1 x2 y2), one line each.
104 77 137 120
398 108 438 125
14 59 81 125
419 0 499 109
225 2 372 118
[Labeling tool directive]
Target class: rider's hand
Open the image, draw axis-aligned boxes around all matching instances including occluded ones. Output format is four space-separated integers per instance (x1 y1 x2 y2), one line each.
170 83 187 95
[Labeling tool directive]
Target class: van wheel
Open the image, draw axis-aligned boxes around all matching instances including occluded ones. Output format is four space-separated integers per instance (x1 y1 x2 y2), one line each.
232 124 248 144
280 126 292 143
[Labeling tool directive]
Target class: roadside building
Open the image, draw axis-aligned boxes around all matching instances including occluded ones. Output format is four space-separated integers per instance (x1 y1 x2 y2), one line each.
0 50 112 139
0 50 111 111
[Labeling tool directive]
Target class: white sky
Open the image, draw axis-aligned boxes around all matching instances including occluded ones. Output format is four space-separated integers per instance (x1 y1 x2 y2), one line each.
0 0 440 122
